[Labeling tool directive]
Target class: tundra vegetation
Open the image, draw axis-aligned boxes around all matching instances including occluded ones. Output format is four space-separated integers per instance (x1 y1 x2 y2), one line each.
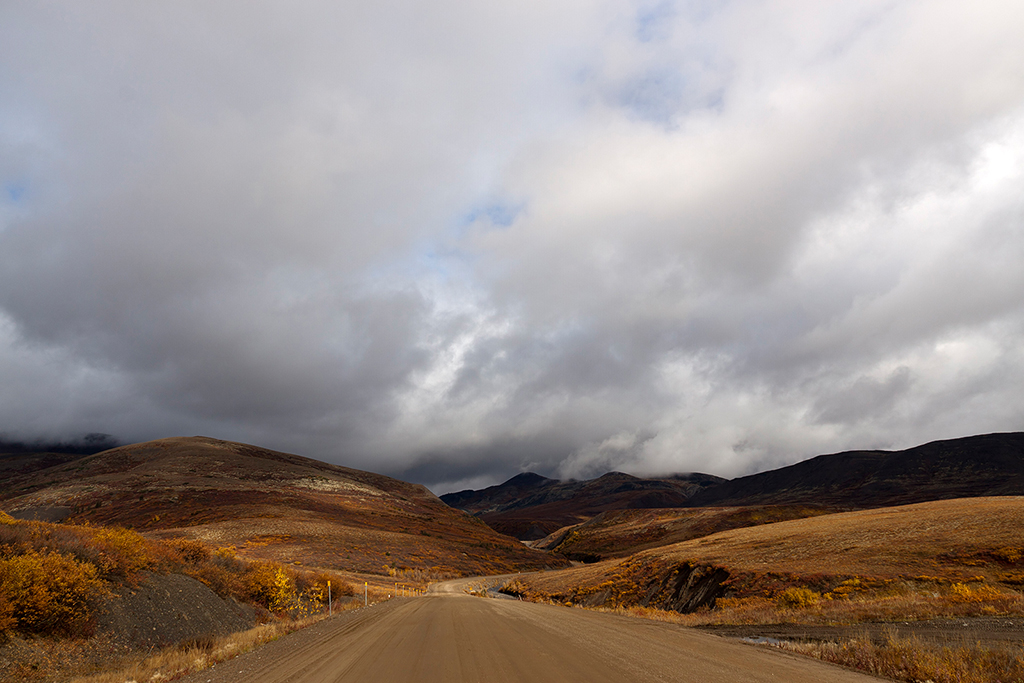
502 497 1024 683
0 511 354 682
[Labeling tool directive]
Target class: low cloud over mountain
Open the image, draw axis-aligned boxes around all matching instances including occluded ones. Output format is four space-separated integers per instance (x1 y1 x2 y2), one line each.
2 2 1023 491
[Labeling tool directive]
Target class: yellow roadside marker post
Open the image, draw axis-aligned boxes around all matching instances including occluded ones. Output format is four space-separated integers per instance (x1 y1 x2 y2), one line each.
328 580 332 616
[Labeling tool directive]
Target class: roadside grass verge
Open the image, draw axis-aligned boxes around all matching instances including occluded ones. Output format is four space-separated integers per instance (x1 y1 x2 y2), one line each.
68 608 362 683
774 632 1024 683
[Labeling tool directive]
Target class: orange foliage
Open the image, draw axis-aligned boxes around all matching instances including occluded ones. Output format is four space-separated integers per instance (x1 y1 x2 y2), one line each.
0 549 107 636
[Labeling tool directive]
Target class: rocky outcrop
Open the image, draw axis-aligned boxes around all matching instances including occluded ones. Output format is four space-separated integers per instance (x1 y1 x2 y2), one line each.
560 560 731 614
642 562 730 613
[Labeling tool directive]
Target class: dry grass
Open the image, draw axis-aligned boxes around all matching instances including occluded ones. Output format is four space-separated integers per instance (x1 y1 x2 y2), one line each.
774 632 1024 683
546 505 835 559
594 583 1024 627
523 497 1024 600
69 610 349 683
1 436 563 578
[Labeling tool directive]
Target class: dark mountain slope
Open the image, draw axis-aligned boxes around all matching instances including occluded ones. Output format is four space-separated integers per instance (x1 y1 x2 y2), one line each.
688 432 1024 508
442 471 725 540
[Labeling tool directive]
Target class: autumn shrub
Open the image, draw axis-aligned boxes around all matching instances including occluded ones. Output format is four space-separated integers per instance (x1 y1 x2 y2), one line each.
0 584 15 636
0 518 152 579
89 526 151 577
0 549 107 636
327 575 355 598
242 562 284 609
948 581 1004 602
268 569 298 613
991 547 1024 564
186 562 245 600
776 587 821 608
163 537 210 566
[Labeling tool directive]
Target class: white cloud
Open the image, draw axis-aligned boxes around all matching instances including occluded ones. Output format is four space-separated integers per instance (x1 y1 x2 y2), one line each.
1 1 1023 489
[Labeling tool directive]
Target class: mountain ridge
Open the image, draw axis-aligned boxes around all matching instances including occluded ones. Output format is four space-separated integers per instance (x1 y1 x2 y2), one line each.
441 432 1024 541
441 470 726 540
687 431 1024 508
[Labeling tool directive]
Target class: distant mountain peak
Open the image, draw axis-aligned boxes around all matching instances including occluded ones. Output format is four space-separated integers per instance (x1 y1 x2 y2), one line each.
440 469 722 540
503 472 553 486
687 431 1024 508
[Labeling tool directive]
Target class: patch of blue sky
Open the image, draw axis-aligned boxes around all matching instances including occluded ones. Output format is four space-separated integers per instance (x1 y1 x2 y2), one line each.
616 69 687 125
458 200 525 231
635 0 727 42
613 60 729 125
635 0 677 43
355 236 476 298
5 180 27 203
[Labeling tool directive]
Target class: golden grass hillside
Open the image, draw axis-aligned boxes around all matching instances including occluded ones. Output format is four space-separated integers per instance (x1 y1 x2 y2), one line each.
516 497 1024 621
0 437 564 576
535 504 835 561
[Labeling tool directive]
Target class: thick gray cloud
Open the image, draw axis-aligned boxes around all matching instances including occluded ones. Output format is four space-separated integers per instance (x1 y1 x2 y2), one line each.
2 1 1023 493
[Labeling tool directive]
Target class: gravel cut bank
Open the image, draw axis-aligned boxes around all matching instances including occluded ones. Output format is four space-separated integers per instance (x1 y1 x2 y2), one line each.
98 572 258 650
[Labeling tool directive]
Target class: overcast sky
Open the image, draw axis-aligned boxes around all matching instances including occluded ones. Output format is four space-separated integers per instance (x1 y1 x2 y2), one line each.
2 1 1023 493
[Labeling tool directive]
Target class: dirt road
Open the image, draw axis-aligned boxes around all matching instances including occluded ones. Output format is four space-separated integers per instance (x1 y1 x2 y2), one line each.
182 579 884 683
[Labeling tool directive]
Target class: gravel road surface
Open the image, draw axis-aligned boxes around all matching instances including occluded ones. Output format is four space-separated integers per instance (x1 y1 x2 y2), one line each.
181 578 885 683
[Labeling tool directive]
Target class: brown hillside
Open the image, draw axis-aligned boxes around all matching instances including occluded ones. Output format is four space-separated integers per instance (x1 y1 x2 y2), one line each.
0 437 564 576
520 497 1024 612
534 504 835 561
443 471 724 540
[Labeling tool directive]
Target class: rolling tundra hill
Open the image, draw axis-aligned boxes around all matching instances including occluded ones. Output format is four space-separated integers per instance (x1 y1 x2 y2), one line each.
687 432 1024 508
517 496 1024 613
533 504 835 561
0 436 564 576
441 471 725 540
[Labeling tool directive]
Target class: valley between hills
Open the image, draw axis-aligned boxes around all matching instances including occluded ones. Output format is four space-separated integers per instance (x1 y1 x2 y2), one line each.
2 432 1024 682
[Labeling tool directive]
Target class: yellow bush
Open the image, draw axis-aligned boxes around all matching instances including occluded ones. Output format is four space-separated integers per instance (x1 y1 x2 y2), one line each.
0 511 16 525
0 587 14 636
993 547 1024 564
91 526 150 576
949 582 1004 602
243 562 286 609
214 546 237 561
269 569 297 613
0 549 107 636
777 587 821 608
715 596 774 611
163 537 210 565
